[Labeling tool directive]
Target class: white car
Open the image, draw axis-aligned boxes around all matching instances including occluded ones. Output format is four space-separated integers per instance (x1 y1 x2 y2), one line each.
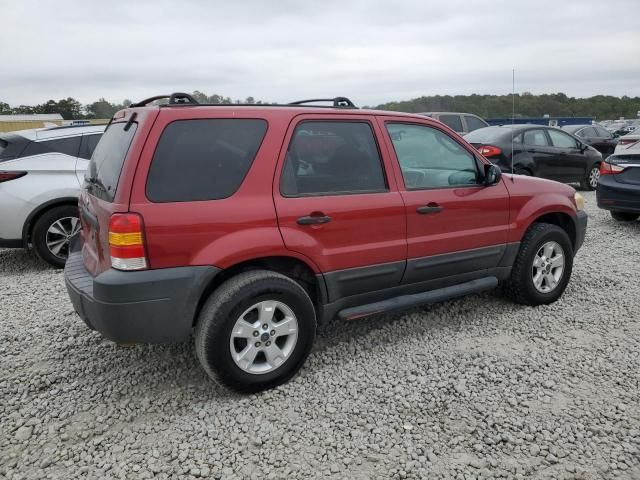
0 124 105 267
615 132 640 154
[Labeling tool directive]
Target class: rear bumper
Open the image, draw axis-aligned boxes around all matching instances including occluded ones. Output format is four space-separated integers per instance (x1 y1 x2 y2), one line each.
64 249 219 344
574 210 588 252
597 177 640 213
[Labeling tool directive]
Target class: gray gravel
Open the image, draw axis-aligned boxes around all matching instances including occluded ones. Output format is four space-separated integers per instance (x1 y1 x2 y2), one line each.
1 190 639 479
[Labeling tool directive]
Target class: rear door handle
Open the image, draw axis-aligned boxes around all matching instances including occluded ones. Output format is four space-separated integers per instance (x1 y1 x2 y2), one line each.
417 204 443 215
297 215 332 225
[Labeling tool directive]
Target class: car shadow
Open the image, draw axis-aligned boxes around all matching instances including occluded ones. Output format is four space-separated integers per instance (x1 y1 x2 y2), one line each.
0 247 53 274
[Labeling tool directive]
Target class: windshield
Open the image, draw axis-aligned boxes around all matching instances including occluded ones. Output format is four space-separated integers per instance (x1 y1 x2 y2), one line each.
85 122 137 202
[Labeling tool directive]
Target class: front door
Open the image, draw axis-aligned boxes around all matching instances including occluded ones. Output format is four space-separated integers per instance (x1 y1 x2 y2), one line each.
273 116 407 302
378 118 510 286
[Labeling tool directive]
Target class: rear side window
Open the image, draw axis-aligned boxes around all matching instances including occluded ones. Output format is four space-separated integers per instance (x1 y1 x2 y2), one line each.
85 123 137 202
146 119 267 202
523 129 550 146
0 134 30 161
280 121 387 197
79 134 102 160
577 127 597 138
464 115 488 132
438 115 464 133
20 136 81 158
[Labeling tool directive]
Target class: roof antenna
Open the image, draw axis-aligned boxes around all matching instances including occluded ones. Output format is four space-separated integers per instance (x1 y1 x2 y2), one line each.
511 68 515 181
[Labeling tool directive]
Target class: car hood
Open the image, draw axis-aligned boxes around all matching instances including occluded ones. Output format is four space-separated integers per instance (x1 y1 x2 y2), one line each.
502 173 576 196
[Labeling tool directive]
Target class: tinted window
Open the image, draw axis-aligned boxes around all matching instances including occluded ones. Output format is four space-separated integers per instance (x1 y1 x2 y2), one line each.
20 136 81 158
280 121 386 197
438 115 464 133
595 127 611 138
464 115 488 132
79 134 102 160
464 126 511 143
548 129 578 149
147 119 267 202
86 123 137 202
577 127 597 138
0 134 30 161
523 129 550 147
387 123 479 189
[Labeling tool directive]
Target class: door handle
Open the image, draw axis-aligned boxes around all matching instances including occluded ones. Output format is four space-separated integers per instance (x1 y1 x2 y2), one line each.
417 204 443 215
297 214 332 225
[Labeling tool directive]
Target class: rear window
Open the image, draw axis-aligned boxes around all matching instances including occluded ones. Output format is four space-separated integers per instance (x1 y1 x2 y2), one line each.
146 119 267 202
85 122 137 202
464 126 509 143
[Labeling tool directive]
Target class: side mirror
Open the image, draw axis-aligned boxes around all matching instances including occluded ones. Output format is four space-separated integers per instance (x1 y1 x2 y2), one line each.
483 163 502 186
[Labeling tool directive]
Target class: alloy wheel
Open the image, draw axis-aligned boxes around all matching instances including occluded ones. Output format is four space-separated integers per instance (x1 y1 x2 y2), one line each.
532 241 565 293
45 216 81 260
589 166 600 189
229 300 299 374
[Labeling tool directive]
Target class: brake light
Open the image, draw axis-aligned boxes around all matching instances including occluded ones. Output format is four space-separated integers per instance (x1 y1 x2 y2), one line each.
618 138 638 146
108 213 147 271
599 162 625 175
0 171 27 182
477 145 502 157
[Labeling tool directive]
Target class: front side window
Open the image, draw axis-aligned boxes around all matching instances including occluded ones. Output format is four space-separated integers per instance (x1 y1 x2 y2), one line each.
523 129 550 147
438 114 464 133
147 119 267 202
386 123 479 189
464 115 488 132
548 129 579 149
280 121 387 197
595 127 612 138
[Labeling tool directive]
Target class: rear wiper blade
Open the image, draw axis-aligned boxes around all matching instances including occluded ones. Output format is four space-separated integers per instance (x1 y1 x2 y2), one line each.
84 175 108 194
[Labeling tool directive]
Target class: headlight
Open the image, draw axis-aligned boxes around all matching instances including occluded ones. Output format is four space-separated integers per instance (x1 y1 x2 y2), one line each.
574 192 585 211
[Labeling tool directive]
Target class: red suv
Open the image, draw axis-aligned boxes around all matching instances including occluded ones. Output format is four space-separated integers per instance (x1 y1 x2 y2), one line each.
65 93 587 392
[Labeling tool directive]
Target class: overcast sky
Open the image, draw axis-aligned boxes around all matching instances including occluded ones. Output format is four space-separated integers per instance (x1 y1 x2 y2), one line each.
1 0 638 107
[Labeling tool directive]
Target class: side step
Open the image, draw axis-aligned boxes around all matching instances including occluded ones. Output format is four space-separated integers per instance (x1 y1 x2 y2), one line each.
338 277 498 321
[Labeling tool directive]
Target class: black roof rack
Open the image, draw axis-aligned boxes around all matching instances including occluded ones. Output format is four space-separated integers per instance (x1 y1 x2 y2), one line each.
289 97 357 108
129 92 199 107
129 93 357 109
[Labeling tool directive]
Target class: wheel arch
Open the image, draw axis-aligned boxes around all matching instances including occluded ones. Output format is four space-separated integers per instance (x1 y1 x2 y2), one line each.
192 255 326 326
528 212 577 251
21 197 79 247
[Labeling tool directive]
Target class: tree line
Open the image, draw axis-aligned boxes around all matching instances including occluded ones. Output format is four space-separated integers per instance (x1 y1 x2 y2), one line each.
1 91 639 121
371 92 640 121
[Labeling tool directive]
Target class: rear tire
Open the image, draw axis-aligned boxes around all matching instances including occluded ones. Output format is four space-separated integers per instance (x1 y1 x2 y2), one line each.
31 205 81 268
195 270 316 393
611 211 639 222
504 223 573 306
580 164 600 191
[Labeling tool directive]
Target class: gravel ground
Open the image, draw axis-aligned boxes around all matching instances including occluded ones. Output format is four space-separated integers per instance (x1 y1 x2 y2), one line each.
1 190 639 480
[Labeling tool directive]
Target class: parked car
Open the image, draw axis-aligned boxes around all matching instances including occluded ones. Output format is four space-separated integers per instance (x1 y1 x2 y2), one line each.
597 152 640 221
0 124 106 267
614 132 640 153
419 112 489 135
464 125 603 190
562 124 618 157
64 93 587 392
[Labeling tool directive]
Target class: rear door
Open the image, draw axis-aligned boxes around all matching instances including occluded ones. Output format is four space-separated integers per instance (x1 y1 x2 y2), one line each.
522 128 558 179
547 129 587 182
273 115 407 302
378 117 510 286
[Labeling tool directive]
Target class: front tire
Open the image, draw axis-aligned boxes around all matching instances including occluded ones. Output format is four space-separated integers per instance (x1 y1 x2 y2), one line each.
31 205 81 268
195 270 316 393
611 211 639 222
505 223 573 306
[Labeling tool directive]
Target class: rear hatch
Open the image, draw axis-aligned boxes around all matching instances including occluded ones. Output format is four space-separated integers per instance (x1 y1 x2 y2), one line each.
79 109 157 276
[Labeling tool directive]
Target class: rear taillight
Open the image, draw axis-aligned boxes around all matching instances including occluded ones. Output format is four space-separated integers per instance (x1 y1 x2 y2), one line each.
108 213 147 271
618 138 638 147
599 162 625 176
0 171 27 182
477 145 502 157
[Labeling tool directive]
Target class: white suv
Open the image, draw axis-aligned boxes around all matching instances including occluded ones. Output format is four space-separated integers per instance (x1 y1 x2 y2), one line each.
0 124 105 267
